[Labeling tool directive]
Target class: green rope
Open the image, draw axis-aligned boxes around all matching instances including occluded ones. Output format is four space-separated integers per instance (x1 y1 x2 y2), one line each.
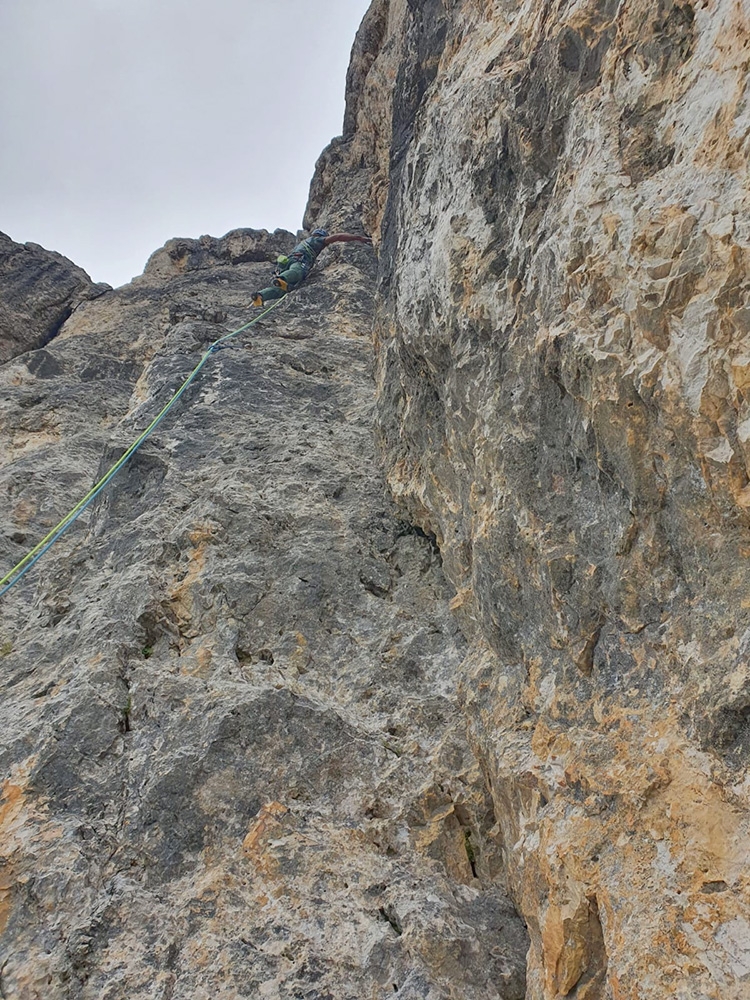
0 296 285 598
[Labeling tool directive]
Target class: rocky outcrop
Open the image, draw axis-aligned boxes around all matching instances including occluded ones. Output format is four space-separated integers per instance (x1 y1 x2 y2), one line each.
312 0 750 997
0 232 110 362
0 230 527 999
3 0 750 997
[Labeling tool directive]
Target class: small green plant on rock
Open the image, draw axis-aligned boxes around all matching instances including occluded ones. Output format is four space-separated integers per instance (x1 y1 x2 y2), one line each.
0 639 12 657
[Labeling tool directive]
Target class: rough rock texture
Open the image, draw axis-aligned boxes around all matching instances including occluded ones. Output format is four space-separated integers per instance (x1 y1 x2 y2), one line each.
0 232 110 362
4 0 750 997
310 0 750 997
0 228 527 999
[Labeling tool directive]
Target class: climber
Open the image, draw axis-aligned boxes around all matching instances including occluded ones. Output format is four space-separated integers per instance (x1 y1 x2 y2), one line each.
251 228 372 307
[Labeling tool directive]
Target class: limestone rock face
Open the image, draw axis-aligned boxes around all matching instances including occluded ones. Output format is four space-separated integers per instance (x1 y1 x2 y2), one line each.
0 232 109 362
4 0 750 997
310 0 750 997
0 230 527 999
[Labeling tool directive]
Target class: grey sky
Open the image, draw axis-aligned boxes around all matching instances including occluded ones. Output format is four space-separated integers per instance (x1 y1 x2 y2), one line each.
0 0 370 288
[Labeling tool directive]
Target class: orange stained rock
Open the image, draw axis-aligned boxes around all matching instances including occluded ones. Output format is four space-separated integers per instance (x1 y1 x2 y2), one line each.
0 780 27 937
448 586 473 611
0 780 24 828
171 536 208 596
643 753 747 886
11 499 36 526
515 701 750 989
196 644 213 676
0 866 13 937
541 894 590 995
242 801 289 868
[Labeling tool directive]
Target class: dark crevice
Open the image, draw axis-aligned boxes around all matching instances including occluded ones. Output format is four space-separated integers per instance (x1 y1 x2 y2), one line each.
704 702 750 769
37 305 73 350
118 674 132 735
378 906 403 936
396 520 441 558
464 829 478 878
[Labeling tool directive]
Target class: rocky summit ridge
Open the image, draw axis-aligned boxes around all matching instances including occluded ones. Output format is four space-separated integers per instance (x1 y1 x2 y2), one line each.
2 1 750 998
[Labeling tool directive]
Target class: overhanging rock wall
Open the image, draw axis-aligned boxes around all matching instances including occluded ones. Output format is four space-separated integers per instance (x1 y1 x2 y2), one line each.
319 0 750 997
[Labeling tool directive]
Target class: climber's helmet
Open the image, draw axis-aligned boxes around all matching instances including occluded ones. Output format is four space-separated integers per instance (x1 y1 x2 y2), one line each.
311 228 329 238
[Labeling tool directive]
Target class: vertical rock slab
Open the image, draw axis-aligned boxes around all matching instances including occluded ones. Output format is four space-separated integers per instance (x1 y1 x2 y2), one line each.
306 0 750 996
0 228 528 999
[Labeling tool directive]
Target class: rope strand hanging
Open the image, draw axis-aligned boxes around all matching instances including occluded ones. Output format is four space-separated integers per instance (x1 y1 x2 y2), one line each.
0 296 284 599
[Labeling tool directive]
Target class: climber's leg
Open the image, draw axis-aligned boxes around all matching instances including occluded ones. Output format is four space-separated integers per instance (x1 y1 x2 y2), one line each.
252 285 286 306
273 262 307 291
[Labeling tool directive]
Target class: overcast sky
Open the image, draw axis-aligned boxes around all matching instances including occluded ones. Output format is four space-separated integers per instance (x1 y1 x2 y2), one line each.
0 0 370 288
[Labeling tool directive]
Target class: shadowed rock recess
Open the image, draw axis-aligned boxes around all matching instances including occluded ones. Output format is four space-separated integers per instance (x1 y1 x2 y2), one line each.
2 1 750 998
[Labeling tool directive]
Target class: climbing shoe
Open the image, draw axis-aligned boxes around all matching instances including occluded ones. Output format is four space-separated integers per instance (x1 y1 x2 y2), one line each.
251 293 264 307
273 277 288 291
